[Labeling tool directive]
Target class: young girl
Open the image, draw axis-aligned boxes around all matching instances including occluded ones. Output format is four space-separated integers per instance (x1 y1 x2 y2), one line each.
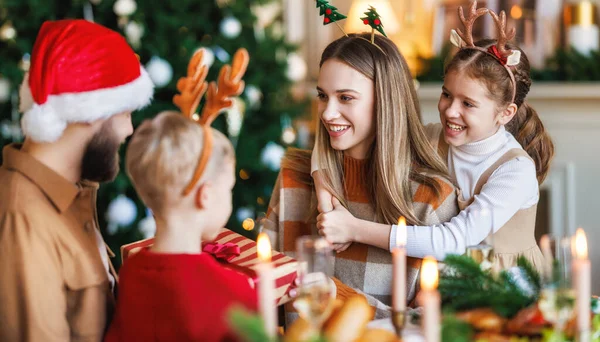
313 5 554 273
265 33 458 318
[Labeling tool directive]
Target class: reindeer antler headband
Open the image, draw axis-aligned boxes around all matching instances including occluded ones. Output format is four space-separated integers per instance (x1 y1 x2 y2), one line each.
450 1 521 103
173 48 249 196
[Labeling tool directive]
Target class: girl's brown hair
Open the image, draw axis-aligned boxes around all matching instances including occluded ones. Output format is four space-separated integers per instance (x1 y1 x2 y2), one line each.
445 38 554 184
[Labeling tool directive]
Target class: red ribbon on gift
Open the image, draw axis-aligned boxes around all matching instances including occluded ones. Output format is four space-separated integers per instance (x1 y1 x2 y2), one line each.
202 242 241 262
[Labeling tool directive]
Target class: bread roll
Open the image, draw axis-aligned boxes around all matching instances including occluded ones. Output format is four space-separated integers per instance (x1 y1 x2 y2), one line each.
455 308 506 332
323 295 374 342
355 328 399 342
284 299 344 342
473 331 513 342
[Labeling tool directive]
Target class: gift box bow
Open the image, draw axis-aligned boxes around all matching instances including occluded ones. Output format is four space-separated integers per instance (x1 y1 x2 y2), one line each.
202 242 241 262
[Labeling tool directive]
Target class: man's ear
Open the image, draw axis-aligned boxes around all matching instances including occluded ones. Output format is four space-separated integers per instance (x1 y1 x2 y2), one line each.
498 103 518 126
194 182 211 209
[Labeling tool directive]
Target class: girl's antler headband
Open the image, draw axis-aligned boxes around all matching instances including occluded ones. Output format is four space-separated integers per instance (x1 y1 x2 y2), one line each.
450 1 521 103
173 48 249 196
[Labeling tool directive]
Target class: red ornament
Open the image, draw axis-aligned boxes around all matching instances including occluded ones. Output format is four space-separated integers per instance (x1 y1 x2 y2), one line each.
325 8 332 15
324 17 331 24
374 19 381 26
363 19 369 25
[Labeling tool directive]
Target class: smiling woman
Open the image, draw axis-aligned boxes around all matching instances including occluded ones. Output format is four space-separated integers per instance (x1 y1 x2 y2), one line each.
316 59 375 160
264 33 458 319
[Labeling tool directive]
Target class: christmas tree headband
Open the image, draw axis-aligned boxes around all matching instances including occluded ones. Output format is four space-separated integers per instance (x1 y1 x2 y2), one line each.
173 48 249 196
315 1 389 50
450 1 520 103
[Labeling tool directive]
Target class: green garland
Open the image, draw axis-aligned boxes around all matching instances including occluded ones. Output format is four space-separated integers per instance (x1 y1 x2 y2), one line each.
439 255 540 318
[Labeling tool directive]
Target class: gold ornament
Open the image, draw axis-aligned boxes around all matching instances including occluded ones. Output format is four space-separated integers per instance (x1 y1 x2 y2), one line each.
0 21 16 41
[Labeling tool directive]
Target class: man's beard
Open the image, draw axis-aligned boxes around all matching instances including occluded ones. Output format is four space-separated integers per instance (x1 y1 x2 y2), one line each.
80 122 122 183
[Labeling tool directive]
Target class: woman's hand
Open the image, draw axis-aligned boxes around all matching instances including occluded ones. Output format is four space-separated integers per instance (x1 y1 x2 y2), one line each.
317 198 357 244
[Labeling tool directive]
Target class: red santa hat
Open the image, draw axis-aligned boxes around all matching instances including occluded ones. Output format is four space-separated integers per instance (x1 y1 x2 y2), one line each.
19 19 154 143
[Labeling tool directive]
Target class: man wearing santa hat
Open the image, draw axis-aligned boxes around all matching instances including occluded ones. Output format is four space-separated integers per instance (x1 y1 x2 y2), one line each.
0 19 153 341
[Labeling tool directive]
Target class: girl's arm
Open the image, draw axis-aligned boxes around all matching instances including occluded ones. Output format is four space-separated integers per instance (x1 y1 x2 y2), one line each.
398 157 538 260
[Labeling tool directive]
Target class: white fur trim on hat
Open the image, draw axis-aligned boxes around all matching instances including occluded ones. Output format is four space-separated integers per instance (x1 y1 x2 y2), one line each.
20 67 154 143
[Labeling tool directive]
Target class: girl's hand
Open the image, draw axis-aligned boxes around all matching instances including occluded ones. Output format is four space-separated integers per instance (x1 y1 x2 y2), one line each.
313 170 334 213
316 198 357 244
333 242 352 253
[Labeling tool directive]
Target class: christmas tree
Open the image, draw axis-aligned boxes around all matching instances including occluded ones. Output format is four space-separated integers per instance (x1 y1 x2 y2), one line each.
0 0 307 264
315 0 346 26
361 5 386 38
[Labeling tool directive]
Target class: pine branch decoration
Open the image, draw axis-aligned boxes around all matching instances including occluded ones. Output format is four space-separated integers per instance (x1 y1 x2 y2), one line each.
517 255 542 296
439 255 540 318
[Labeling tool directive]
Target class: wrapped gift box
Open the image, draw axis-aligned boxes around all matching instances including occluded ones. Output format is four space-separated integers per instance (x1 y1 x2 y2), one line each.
120 228 298 306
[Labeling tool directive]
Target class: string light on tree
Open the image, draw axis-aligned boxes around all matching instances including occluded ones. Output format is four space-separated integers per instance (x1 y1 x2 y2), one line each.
195 47 215 68
226 98 245 139
0 76 10 103
260 142 285 171
242 218 255 231
138 209 156 239
244 84 263 109
146 56 173 88
106 194 138 235
125 21 144 49
220 16 242 39
252 2 281 41
212 45 231 62
0 21 16 41
237 207 254 223
19 53 30 72
113 0 137 17
281 127 296 144
285 53 307 81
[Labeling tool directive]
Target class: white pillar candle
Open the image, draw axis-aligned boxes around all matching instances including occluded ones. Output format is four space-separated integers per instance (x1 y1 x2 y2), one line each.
566 1 599 55
420 256 440 342
568 25 599 55
572 228 591 335
540 234 553 283
256 233 277 338
392 217 407 312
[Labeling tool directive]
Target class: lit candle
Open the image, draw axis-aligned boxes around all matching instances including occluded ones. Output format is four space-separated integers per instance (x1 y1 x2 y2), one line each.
572 228 591 336
419 256 440 342
392 217 407 312
566 1 599 55
256 233 277 338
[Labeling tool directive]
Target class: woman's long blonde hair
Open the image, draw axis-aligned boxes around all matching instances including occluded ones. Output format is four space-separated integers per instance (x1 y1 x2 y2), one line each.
288 33 450 225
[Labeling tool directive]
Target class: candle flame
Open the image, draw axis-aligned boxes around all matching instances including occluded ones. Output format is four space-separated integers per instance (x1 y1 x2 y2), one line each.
396 216 407 247
574 228 588 260
257 232 272 262
420 256 438 291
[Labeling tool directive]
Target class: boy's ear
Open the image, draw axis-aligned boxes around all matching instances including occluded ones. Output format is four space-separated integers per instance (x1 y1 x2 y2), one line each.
194 183 211 209
498 103 518 126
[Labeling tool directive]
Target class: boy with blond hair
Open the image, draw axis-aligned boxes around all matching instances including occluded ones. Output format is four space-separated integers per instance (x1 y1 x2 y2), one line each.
105 112 257 341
